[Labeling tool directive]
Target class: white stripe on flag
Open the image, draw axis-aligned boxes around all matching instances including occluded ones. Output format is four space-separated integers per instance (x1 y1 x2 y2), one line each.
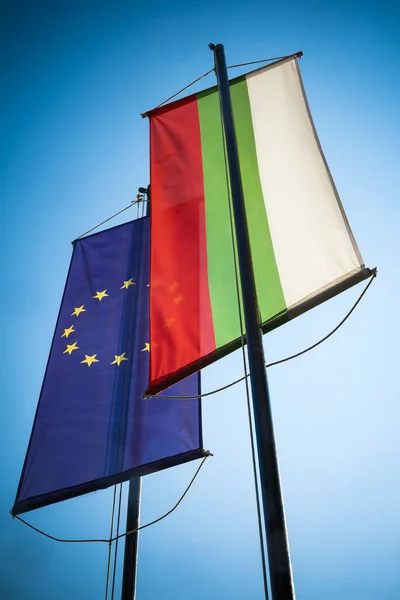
246 59 363 309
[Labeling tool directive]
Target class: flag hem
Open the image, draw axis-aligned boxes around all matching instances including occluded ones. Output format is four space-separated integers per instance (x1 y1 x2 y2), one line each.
12 447 205 516
145 266 372 395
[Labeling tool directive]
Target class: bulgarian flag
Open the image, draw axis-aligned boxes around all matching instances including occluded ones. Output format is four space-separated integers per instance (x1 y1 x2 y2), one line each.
146 54 370 395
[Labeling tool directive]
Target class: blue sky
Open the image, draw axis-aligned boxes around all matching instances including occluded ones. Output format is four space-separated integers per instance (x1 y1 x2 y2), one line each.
1 1 399 598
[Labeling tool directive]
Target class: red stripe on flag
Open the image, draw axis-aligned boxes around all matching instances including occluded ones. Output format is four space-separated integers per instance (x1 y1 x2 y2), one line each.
148 96 216 392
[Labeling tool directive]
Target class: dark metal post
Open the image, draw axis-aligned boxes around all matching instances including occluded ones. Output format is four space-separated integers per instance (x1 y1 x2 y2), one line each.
121 478 142 599
120 187 150 600
209 43 295 600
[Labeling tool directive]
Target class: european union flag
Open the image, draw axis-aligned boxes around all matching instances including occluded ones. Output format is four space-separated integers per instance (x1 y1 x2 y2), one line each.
13 217 203 515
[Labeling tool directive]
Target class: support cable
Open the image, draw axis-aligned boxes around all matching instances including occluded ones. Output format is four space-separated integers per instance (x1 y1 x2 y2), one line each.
141 69 214 115
143 269 377 400
73 199 143 243
111 452 211 542
110 484 124 600
105 486 118 600
12 453 211 544
141 54 297 118
227 56 287 68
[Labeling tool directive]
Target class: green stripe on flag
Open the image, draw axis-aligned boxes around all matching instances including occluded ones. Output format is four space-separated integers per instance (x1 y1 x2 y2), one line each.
230 77 286 322
197 89 242 348
197 75 286 348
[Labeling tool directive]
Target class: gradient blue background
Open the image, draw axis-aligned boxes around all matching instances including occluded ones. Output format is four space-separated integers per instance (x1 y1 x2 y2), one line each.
2 1 399 598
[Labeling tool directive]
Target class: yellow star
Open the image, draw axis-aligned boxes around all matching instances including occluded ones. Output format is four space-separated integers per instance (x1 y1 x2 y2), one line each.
121 279 135 290
63 342 79 355
111 352 129 366
141 343 150 353
92 290 109 301
71 305 86 317
61 325 75 338
164 317 176 329
173 294 185 306
169 281 179 292
81 354 99 367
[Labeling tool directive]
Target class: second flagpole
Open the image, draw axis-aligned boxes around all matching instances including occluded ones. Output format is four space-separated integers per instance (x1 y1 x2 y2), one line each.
120 187 150 600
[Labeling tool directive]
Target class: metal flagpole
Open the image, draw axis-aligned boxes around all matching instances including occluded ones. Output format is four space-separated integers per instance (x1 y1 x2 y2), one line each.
120 186 150 600
121 477 142 600
209 43 295 600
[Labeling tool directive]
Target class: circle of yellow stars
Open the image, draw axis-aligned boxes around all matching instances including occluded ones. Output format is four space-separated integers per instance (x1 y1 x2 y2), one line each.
61 277 150 367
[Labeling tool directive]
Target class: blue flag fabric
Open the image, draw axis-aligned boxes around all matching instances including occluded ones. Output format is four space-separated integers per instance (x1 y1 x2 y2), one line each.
13 217 203 515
